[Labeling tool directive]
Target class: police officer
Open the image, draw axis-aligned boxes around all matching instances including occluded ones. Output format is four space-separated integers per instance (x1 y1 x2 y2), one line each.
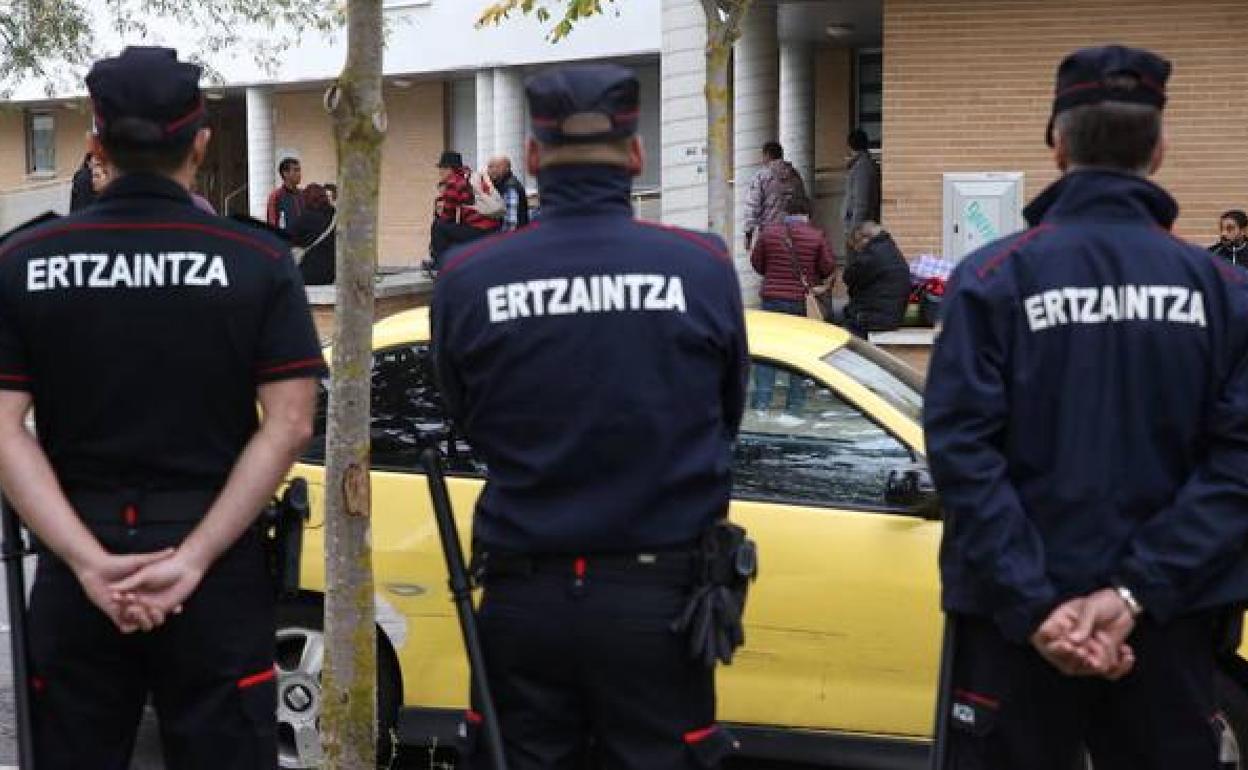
432 65 748 770
0 47 324 768
925 45 1248 768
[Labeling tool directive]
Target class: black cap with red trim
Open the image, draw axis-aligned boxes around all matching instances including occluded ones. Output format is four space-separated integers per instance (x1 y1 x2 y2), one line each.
1045 45 1171 147
86 46 206 147
525 64 640 145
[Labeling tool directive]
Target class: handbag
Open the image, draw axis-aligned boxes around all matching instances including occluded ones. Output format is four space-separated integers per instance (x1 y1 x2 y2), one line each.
781 224 829 322
291 212 337 264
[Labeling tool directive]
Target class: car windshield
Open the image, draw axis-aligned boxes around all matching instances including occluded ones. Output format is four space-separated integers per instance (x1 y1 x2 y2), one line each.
821 338 924 423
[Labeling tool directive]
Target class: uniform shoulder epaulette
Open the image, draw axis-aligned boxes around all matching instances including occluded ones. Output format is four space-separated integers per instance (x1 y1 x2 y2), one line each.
228 213 292 244
0 211 60 249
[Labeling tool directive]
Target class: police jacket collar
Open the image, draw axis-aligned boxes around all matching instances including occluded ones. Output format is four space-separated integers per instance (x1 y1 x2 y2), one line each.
1023 168 1178 230
98 172 194 206
536 164 633 219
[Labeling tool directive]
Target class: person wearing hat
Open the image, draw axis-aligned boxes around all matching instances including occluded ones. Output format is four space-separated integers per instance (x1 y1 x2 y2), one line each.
924 44 1248 768
432 64 748 769
429 150 500 268
0 46 324 767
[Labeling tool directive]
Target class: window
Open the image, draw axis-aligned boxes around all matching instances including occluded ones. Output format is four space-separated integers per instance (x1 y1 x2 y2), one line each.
303 344 485 476
25 112 55 175
855 49 883 150
823 338 923 422
735 360 914 509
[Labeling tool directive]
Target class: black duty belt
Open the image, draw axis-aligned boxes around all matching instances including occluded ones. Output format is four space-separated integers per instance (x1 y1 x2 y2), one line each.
68 489 219 526
475 545 698 585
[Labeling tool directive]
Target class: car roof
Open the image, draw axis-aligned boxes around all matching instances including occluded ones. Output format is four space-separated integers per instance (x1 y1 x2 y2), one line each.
369 306 853 363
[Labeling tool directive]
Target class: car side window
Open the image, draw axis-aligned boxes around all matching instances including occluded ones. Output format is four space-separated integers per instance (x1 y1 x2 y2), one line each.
735 359 914 509
303 344 485 476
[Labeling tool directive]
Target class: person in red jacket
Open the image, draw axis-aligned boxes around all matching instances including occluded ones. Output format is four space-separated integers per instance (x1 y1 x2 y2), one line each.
749 198 836 420
429 151 500 268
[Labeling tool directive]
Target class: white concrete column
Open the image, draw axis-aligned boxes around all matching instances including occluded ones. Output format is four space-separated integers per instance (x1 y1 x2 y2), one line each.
660 0 709 230
734 0 779 304
245 86 275 219
492 68 527 177
475 69 495 167
780 42 815 193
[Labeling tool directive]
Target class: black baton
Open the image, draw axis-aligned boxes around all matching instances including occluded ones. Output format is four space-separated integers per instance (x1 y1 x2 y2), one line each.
2 499 36 770
420 448 509 770
929 615 957 770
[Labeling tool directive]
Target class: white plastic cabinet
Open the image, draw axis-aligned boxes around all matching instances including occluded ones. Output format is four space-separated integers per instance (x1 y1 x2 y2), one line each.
942 172 1025 262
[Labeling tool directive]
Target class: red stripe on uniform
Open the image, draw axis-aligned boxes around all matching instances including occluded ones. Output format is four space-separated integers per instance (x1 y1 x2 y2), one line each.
258 357 326 376
0 222 284 261
683 726 717 744
976 225 1055 279
440 224 541 276
954 688 1000 709
237 668 276 689
635 221 731 264
0 373 31 383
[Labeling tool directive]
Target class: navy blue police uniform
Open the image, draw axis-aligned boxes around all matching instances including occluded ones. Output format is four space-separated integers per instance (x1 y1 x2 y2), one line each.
432 65 748 770
0 47 326 769
925 46 1248 769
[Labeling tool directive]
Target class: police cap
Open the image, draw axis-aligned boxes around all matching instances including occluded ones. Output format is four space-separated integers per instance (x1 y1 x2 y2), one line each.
86 46 206 147
1046 45 1171 147
526 64 639 145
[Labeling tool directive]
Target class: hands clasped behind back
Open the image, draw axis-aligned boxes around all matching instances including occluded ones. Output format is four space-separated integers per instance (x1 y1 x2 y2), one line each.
1030 588 1137 680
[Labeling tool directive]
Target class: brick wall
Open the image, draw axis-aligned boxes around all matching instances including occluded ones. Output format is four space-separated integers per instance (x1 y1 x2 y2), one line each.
882 0 1248 258
274 81 445 266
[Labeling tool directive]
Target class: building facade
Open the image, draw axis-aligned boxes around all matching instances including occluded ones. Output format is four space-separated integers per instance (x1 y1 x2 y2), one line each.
0 0 1244 275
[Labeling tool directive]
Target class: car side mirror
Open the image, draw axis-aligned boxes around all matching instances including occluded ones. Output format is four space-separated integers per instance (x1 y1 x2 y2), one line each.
885 464 942 521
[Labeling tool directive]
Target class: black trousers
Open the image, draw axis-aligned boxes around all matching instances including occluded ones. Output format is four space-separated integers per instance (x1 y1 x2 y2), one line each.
946 613 1227 770
462 554 735 770
27 519 275 770
430 219 498 266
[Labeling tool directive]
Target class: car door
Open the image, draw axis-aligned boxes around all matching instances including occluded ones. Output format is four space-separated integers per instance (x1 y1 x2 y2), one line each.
717 354 942 739
295 341 485 711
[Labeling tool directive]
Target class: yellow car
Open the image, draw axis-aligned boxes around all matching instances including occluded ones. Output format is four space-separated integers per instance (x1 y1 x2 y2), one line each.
274 308 1248 769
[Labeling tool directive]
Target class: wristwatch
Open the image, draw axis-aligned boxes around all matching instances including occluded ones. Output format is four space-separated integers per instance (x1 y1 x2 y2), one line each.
1112 583 1145 619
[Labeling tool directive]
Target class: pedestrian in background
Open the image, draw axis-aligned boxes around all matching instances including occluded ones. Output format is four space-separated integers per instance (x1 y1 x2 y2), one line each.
428 151 499 269
265 156 303 233
488 156 530 233
291 182 337 286
70 154 97 212
742 141 807 251
90 161 110 197
1211 209 1248 266
749 196 835 419
841 221 911 337
842 129 881 244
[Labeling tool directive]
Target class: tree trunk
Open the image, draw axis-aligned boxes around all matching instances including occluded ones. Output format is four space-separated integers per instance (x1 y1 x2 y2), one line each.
705 30 732 245
702 0 755 247
322 0 385 767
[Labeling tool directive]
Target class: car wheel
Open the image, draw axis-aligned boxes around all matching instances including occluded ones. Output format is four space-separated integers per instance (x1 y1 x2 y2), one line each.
275 600 402 769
